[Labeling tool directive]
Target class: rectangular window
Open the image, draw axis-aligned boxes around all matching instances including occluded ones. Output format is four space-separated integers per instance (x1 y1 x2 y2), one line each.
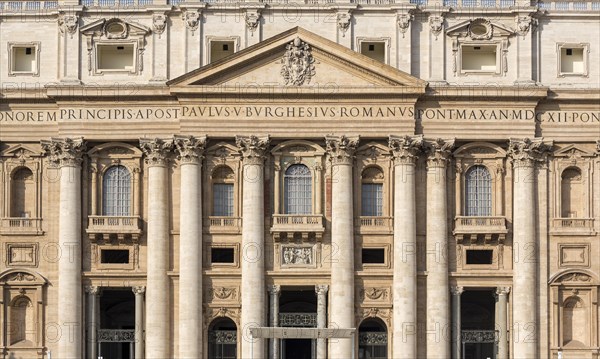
97 44 135 71
9 43 40 76
101 249 130 264
361 183 383 216
362 248 385 264
211 247 235 264
461 45 497 72
560 47 585 74
360 42 385 63
210 41 235 63
466 250 493 265
213 183 234 216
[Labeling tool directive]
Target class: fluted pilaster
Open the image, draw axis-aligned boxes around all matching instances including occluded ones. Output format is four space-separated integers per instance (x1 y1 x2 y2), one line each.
389 135 422 359
325 134 358 359
237 135 270 359
41 137 85 359
139 137 173 359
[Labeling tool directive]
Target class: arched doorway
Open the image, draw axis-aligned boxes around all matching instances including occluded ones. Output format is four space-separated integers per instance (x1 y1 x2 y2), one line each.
208 317 237 359
358 318 388 359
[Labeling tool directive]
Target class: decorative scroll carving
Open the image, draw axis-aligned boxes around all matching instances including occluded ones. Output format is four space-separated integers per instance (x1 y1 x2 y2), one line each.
268 285 281 295
8 272 36 282
315 284 329 296
41 137 86 168
174 135 206 165
58 14 78 38
358 307 391 326
183 9 201 34
281 37 315 86
462 330 498 343
450 286 464 296
468 18 493 40
205 307 241 323
508 138 553 168
397 13 413 38
210 287 237 300
359 332 388 345
558 272 592 283
424 138 455 168
139 138 173 167
236 135 270 165
515 16 535 38
337 11 352 37
361 287 388 301
132 286 146 295
389 135 423 165
85 285 100 295
429 14 444 40
595 140 600 154
325 135 359 166
279 312 317 327
495 287 510 296
98 329 135 342
153 14 167 37
209 330 237 344
282 246 313 265
245 10 261 35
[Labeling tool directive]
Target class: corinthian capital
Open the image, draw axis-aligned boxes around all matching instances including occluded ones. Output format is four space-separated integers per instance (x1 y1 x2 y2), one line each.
139 138 174 167
315 284 329 296
236 135 270 165
174 135 207 165
41 137 86 168
325 135 359 166
508 138 553 168
389 134 423 165
424 138 455 168
132 286 146 295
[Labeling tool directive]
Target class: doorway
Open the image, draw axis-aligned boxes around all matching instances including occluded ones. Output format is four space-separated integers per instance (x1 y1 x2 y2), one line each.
461 290 496 359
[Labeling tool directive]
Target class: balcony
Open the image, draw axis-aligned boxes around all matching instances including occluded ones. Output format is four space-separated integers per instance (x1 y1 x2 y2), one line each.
551 218 595 236
86 216 142 242
271 214 324 241
203 216 242 234
0 217 43 236
453 216 507 243
355 216 393 234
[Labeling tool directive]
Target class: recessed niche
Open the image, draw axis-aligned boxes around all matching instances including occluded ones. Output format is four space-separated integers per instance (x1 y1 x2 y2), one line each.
462 45 497 72
560 47 585 74
360 42 385 63
97 44 135 71
210 41 235 63
9 43 40 76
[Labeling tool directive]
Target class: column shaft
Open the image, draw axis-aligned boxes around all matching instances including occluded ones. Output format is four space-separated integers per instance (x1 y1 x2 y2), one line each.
451 287 463 359
316 285 329 359
134 286 146 359
496 287 510 359
269 285 281 359
86 287 99 359
176 135 205 359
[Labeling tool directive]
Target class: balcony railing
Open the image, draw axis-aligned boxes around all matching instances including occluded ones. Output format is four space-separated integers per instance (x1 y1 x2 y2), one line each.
0 1 58 10
97 329 135 343
453 216 507 243
87 215 142 241
355 216 393 234
461 330 498 344
80 0 153 7
0 217 43 235
551 218 595 235
539 1 600 10
271 214 325 240
203 216 242 234
279 312 317 327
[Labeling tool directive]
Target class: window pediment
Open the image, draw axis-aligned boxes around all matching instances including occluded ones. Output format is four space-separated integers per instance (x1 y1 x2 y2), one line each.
446 19 515 40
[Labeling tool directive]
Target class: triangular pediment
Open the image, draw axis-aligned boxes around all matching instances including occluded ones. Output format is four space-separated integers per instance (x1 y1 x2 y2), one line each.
80 18 150 38
554 144 595 157
169 27 426 93
446 18 514 39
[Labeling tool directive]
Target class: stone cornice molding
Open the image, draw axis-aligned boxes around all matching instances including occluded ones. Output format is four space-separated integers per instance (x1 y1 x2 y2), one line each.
315 284 329 296
325 135 359 166
389 134 423 166
236 135 270 166
41 137 86 168
508 137 553 168
139 138 174 167
174 135 207 165
132 286 146 295
450 286 464 296
424 138 455 168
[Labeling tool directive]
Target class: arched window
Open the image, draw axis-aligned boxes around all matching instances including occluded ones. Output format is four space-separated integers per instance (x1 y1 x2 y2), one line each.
561 167 583 218
9 296 35 345
208 317 237 359
10 167 34 217
361 167 384 217
358 318 388 359
212 166 235 217
284 164 312 215
465 165 492 216
563 296 588 347
102 166 131 216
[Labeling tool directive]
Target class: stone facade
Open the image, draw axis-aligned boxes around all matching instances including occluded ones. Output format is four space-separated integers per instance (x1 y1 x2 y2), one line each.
0 1 599 359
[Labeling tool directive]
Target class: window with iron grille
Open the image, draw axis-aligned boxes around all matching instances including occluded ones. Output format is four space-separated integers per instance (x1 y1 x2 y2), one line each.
213 183 234 217
102 165 131 216
465 165 492 216
284 164 312 215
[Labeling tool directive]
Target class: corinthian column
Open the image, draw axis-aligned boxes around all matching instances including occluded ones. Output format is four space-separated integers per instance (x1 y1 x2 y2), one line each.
389 135 422 359
139 138 173 359
268 285 281 359
508 138 552 359
325 135 359 359
424 138 454 359
236 135 270 359
496 287 510 359
316 284 329 359
174 135 206 358
41 137 86 359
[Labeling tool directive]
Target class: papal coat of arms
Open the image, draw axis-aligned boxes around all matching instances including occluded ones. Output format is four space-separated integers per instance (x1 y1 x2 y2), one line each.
280 37 315 86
